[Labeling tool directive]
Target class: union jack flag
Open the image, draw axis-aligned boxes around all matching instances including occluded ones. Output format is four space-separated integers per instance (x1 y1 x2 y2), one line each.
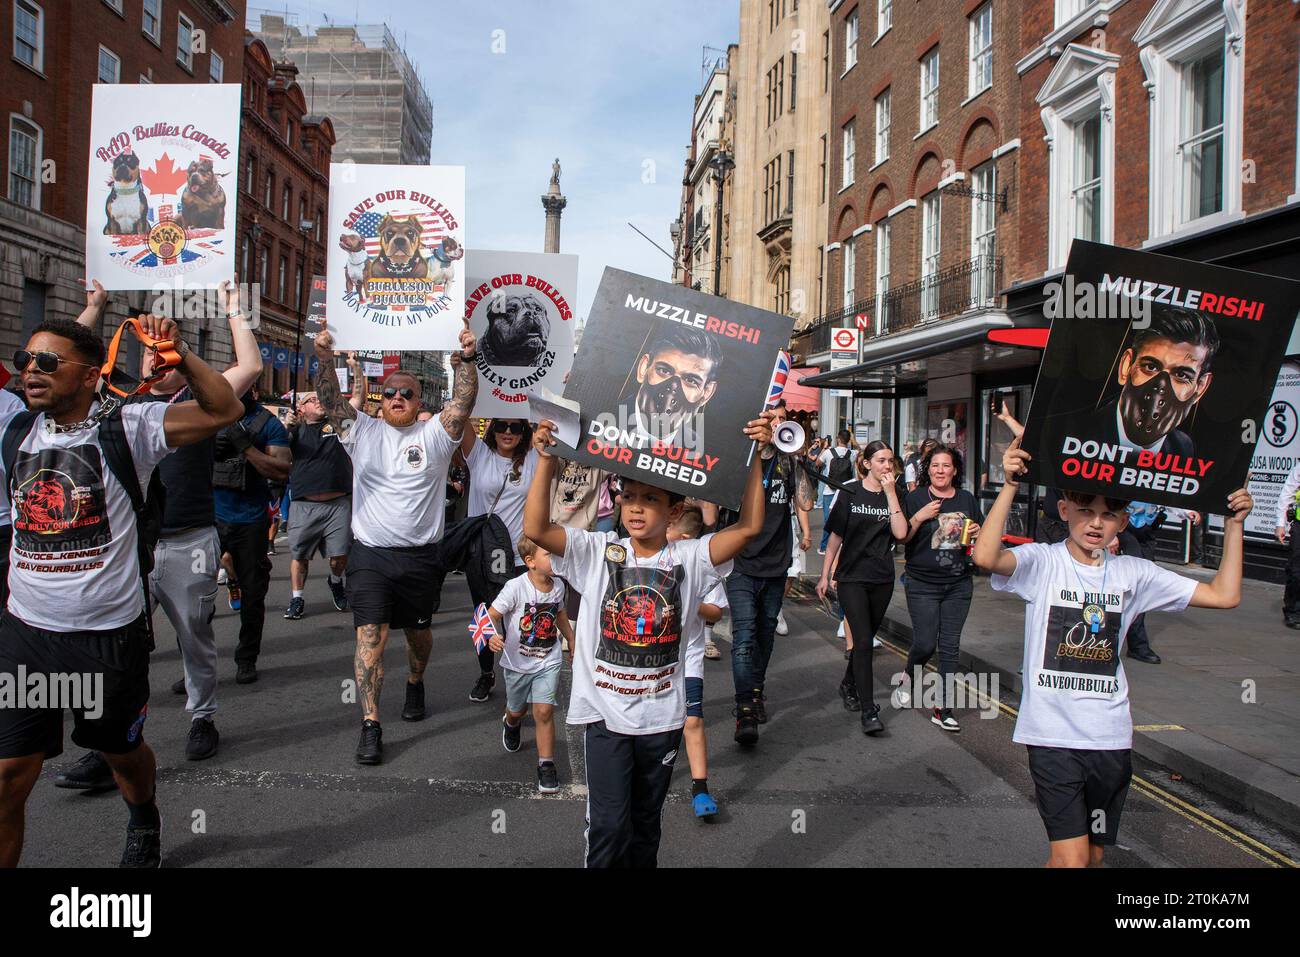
468 603 496 654
766 350 791 408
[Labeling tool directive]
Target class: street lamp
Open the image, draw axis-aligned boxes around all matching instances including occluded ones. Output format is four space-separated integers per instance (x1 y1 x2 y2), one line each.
295 217 314 397
709 150 734 297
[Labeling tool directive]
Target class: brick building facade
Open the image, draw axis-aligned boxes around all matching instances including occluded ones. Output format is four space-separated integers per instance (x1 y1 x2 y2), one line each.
0 0 246 369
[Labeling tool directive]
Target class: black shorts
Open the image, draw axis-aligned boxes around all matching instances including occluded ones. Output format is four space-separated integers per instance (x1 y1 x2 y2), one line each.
0 524 11 608
0 610 151 760
346 540 444 630
1026 745 1132 845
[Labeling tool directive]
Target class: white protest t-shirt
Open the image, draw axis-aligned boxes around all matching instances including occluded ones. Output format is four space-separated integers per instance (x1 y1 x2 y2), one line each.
490 571 566 674
991 541 1196 750
551 528 729 735
341 412 457 547
0 402 172 631
0 390 27 530
467 441 538 564
685 576 728 681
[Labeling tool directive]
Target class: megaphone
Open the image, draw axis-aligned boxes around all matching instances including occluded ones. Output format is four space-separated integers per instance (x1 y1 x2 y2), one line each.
773 419 806 454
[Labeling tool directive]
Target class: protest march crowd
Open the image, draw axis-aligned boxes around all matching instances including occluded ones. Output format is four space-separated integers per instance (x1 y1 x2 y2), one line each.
0 273 1258 871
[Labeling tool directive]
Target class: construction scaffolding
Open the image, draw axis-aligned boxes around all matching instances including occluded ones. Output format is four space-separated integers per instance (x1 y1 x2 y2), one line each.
249 10 434 166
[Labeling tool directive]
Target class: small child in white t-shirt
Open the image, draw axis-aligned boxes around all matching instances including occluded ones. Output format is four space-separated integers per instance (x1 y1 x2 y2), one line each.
488 536 575 794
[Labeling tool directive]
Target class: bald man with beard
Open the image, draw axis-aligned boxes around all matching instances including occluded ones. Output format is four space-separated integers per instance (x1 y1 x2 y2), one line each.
312 319 478 765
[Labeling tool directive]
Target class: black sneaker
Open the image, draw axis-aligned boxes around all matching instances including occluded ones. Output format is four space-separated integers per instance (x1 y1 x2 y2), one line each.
284 596 306 620
54 751 117 791
185 718 219 760
119 824 161 868
734 706 759 747
752 690 768 724
171 677 186 695
861 704 885 736
502 715 522 753
537 761 559 793
469 671 495 702
931 708 961 733
356 719 383 765
838 679 861 712
329 577 348 611
402 680 426 721
236 662 257 685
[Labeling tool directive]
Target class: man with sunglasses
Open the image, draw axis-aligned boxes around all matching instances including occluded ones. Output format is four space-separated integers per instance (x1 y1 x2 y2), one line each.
282 391 354 621
312 317 478 765
0 309 243 868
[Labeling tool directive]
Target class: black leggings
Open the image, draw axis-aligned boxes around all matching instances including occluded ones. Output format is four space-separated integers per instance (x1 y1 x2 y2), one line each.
839 580 895 705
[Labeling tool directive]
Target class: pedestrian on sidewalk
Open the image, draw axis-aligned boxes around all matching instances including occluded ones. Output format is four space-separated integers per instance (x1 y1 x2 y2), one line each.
525 411 774 867
1276 460 1300 629
487 537 574 793
312 318 478 766
282 389 355 621
816 440 908 735
904 438 936 493
461 418 539 704
817 430 857 553
212 385 291 685
0 310 243 868
974 436 1254 869
894 443 983 733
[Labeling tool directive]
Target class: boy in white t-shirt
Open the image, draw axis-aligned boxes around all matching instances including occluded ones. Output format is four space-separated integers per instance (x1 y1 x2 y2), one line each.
523 411 775 868
488 535 575 793
667 508 727 818
973 437 1253 868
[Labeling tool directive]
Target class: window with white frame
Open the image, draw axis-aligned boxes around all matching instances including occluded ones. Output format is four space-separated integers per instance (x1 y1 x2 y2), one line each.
845 9 859 72
874 88 890 164
1055 0 1089 29
920 49 940 131
177 13 194 70
1071 112 1102 243
282 184 292 221
142 0 160 42
842 236 856 311
103 0 123 13
969 3 993 98
874 220 890 333
97 45 120 83
921 191 941 317
878 0 891 37
970 162 997 303
8 115 40 208
14 1 43 71
210 51 224 83
841 120 855 189
1136 1 1244 240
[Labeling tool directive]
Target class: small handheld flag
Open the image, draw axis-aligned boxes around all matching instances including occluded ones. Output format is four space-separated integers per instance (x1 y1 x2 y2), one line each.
765 350 791 409
469 602 495 653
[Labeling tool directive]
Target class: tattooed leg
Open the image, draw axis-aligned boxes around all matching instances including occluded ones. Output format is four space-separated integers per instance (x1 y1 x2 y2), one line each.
404 627 433 683
355 623 389 721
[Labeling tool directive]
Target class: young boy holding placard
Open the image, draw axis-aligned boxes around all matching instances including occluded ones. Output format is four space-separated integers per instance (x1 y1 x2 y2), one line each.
523 412 774 867
972 436 1252 868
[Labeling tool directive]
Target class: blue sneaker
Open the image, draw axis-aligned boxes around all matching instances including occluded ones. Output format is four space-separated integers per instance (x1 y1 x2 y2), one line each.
692 792 719 818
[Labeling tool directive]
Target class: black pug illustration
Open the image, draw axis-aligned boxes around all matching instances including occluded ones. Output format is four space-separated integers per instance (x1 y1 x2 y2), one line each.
480 293 552 368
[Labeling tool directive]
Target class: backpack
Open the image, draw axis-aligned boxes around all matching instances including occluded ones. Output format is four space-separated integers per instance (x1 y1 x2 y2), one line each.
827 447 854 485
1 408 166 631
212 407 273 491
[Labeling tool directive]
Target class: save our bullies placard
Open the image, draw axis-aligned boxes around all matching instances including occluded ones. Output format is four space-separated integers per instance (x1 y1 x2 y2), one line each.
84 84 242 290
1022 240 1300 513
325 163 465 351
558 268 795 510
465 249 578 419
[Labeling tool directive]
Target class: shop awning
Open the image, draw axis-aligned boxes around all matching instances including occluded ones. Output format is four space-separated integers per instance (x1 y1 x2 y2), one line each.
779 366 822 412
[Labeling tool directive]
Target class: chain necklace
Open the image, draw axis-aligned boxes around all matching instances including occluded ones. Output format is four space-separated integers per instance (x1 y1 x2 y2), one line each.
43 392 122 435
1067 548 1110 634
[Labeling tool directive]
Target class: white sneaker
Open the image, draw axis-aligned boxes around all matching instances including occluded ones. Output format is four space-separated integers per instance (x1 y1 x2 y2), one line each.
836 620 846 638
217 568 228 587
776 611 789 636
873 636 882 648
890 675 912 709
704 637 722 660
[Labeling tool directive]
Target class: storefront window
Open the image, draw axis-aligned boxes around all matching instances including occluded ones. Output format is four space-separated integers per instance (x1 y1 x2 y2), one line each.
897 395 928 454
980 384 1033 535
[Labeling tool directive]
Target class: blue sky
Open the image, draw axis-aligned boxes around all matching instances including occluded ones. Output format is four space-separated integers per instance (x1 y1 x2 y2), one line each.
252 0 739 322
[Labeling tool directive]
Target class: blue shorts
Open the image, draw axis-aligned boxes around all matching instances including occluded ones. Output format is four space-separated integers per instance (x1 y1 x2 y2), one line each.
504 664 561 712
686 676 704 719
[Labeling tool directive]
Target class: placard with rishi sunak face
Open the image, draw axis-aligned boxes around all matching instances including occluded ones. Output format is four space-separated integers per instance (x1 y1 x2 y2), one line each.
85 84 242 290
558 268 795 510
325 163 465 350
465 249 577 419
1022 240 1300 513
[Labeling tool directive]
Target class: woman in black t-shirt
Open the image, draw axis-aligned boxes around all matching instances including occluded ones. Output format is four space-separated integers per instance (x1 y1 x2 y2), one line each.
897 443 983 733
816 440 908 735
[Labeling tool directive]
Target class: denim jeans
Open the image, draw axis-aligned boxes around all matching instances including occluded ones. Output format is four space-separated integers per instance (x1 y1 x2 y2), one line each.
819 494 835 550
903 575 973 706
725 572 786 706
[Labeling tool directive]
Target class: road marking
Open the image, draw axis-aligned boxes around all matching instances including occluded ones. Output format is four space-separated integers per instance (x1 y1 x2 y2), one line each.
1134 724 1186 731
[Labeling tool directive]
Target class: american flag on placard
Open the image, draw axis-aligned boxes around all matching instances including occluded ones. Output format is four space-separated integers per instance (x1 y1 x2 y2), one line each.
349 209 444 258
468 603 496 654
766 350 792 408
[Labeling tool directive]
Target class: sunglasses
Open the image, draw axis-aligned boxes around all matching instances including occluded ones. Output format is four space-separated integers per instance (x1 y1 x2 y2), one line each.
382 386 415 400
491 421 526 435
13 350 98 374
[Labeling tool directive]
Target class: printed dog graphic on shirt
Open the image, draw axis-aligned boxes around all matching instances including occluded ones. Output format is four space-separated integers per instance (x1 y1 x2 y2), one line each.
598 563 683 669
519 602 560 659
11 448 111 554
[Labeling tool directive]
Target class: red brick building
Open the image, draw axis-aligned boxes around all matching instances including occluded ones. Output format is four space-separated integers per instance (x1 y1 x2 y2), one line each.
0 0 246 363
238 36 334 397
